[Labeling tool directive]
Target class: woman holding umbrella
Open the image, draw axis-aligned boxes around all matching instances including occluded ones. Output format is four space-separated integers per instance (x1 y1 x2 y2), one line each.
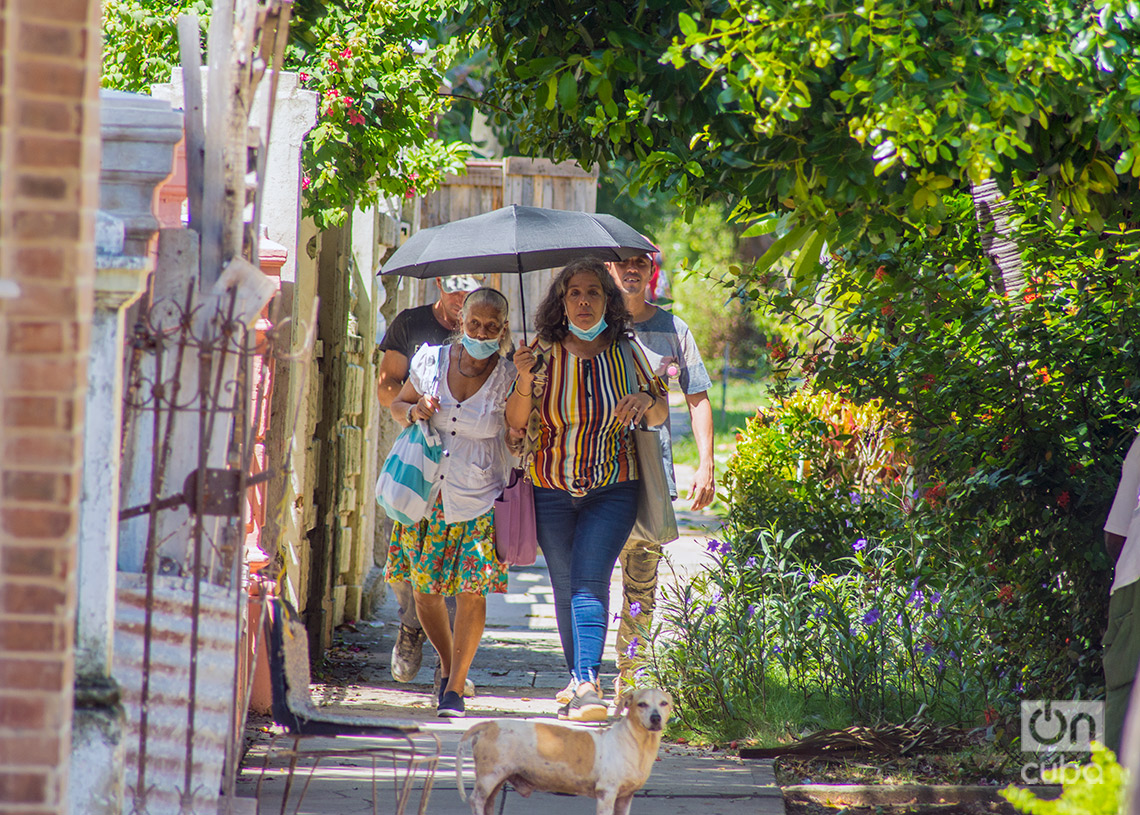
386 288 516 718
506 257 668 721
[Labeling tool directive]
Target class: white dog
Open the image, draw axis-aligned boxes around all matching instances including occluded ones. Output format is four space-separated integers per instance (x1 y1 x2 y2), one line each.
455 688 673 815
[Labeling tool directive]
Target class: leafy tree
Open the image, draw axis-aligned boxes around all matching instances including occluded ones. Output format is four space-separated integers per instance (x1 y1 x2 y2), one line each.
102 0 470 227
467 0 1140 272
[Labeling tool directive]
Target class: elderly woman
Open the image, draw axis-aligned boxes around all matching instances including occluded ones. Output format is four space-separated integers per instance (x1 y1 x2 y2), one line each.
506 257 667 721
387 288 516 718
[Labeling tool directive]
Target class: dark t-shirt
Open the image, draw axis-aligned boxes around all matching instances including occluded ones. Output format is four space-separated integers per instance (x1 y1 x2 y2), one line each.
379 304 453 362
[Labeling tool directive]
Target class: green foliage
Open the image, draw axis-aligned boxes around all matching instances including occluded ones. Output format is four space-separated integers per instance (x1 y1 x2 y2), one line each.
288 2 469 226
101 0 470 228
757 180 1140 696
1001 744 1127 815
725 388 908 557
101 0 210 93
657 203 768 373
466 0 1140 286
648 521 1020 737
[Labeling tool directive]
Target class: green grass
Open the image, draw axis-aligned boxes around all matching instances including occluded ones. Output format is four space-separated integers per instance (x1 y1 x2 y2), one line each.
671 377 771 510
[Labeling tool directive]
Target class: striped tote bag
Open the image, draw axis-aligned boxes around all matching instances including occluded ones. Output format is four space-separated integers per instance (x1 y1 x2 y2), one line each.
375 419 443 525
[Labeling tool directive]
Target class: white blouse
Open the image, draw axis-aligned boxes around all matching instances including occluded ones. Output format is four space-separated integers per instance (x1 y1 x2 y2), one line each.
408 344 517 524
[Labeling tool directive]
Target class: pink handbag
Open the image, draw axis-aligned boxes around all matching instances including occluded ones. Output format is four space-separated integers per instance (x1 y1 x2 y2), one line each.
493 468 538 566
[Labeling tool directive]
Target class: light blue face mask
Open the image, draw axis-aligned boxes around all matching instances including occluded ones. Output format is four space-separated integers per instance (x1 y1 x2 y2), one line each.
568 316 608 342
460 332 501 360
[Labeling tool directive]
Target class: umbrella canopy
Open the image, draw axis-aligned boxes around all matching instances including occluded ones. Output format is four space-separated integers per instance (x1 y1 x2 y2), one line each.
378 205 656 278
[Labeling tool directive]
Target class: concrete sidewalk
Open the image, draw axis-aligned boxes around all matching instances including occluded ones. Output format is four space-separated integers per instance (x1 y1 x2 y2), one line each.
235 461 783 814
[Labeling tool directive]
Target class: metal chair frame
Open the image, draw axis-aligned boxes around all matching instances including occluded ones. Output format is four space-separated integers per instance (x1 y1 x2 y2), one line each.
255 597 440 815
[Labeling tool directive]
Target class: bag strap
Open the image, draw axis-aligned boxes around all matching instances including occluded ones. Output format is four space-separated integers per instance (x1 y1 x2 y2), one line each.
618 336 651 431
518 339 553 475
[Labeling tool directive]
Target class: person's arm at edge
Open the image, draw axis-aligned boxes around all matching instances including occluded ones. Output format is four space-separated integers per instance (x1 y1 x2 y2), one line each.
376 350 409 408
686 390 716 511
1106 433 1140 562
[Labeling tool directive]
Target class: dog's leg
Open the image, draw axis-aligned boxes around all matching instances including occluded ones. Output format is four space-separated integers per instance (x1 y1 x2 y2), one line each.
614 793 635 815
595 790 619 814
480 779 506 815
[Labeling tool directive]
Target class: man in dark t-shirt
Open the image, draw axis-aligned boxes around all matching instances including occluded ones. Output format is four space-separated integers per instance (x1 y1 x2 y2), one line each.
377 275 481 685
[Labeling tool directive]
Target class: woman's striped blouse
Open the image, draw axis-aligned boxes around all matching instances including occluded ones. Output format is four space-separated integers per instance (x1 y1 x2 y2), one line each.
524 337 665 496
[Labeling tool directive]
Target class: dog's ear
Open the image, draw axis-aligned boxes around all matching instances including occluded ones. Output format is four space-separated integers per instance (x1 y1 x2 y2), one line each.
615 690 634 716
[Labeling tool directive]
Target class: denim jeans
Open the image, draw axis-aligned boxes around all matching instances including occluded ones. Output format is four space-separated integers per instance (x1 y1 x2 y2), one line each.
534 480 639 685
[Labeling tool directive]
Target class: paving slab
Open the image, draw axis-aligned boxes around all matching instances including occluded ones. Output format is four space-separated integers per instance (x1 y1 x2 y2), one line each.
238 448 780 814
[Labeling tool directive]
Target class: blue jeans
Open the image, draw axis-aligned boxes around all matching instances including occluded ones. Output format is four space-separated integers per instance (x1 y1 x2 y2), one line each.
534 480 639 685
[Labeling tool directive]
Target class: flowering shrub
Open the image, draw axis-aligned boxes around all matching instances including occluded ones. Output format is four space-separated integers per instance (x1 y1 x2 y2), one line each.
648 524 1021 737
729 180 1140 705
725 387 911 562
102 0 470 228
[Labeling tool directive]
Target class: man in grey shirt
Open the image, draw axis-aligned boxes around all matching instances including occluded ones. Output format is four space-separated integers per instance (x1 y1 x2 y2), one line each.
607 250 715 694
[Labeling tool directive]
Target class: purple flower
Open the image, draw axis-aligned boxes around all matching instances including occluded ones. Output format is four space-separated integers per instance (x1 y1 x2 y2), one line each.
625 637 639 659
919 642 934 656
747 604 757 619
853 538 867 552
746 556 758 568
862 608 882 625
931 591 942 604
849 492 862 505
908 589 925 607
705 604 717 616
706 539 721 553
719 540 733 555
630 601 642 618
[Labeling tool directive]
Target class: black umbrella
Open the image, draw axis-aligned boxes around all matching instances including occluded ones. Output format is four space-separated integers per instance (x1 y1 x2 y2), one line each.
378 205 657 279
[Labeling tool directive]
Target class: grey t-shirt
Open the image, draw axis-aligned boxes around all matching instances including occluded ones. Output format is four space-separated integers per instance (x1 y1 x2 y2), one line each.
631 307 713 498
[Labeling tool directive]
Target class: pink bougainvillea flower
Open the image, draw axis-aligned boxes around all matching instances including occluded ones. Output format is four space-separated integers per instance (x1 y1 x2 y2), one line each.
328 59 339 72
340 47 352 58
299 72 310 83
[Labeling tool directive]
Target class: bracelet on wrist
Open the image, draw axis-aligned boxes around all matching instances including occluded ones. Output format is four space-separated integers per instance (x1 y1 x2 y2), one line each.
515 380 533 397
405 405 416 425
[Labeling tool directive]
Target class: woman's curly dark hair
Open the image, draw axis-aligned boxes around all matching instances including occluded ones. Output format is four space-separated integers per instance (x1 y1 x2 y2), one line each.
534 256 631 344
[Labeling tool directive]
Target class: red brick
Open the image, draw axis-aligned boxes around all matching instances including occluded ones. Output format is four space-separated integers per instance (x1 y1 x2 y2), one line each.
1 583 67 615
2 472 64 502
16 173 71 201
13 59 85 98
16 99 81 134
0 734 61 766
1 508 74 539
7 322 65 353
0 620 61 652
0 659 64 691
0 547 61 579
3 397 59 428
11 210 80 241
16 136 81 168
2 434 80 468
6 358 78 393
4 281 77 319
12 246 66 279
0 770 47 804
0 694 53 729
15 0 91 23
18 22 80 57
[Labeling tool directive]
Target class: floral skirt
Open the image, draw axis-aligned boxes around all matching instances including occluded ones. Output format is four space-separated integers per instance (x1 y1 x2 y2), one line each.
384 496 508 596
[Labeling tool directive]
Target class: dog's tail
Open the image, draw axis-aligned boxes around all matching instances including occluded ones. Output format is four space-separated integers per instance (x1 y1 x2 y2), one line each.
455 728 473 801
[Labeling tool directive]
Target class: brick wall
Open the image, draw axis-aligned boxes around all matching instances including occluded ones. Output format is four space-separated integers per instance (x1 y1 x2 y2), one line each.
0 0 102 812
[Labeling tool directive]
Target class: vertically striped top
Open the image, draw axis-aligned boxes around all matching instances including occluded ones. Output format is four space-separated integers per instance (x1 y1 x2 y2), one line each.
524 338 665 496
